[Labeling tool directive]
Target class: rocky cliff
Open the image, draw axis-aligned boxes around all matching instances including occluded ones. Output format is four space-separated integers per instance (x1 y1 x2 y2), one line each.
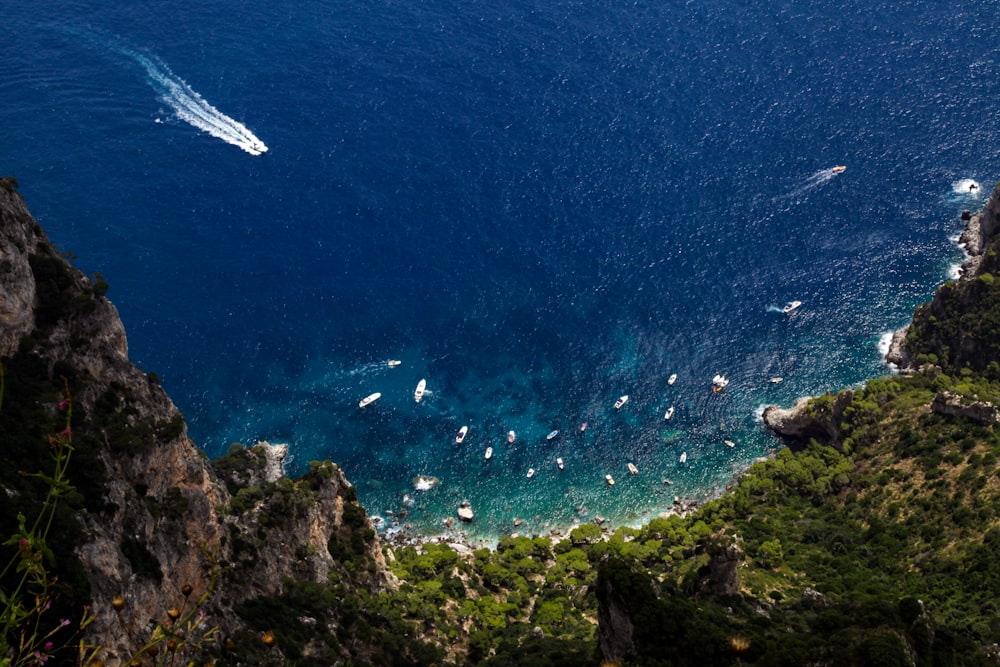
0 179 390 665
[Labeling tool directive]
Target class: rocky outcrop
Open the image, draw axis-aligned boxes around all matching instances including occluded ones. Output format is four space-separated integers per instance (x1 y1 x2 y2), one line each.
931 391 999 425
761 391 854 449
695 538 742 599
0 182 389 665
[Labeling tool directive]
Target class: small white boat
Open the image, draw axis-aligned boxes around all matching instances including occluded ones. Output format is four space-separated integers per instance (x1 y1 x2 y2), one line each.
605 474 615 486
614 395 629 409
526 468 535 479
667 374 677 386
712 374 729 388
724 440 735 448
580 422 588 432
679 451 687 463
359 392 382 408
484 447 493 460
546 430 559 440
556 457 564 470
414 378 426 402
831 165 846 174
664 406 675 420
627 462 638 475
508 430 516 443
769 377 783 384
782 300 802 314
456 426 469 443
387 359 402 367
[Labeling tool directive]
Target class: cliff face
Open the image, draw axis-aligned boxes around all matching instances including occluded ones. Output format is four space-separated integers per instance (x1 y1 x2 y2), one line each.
0 180 389 665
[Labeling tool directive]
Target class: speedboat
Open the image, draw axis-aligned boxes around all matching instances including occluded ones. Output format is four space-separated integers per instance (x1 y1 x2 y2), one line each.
667 374 677 386
724 440 735 448
614 395 629 409
831 165 846 174
546 430 559 440
526 468 535 479
414 378 426 402
782 300 802 314
456 426 469 443
387 360 402 367
556 457 564 470
485 447 493 460
605 474 615 486
679 451 687 463
508 430 516 443
664 406 675 420
627 462 638 475
712 374 729 392
580 422 588 432
359 392 381 408
769 377 783 384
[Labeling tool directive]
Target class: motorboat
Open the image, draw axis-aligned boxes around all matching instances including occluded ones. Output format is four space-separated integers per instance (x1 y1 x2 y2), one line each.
484 447 493 460
605 474 615 486
614 395 629 409
556 457 564 470
712 374 729 388
782 300 802 314
546 430 559 440
580 422 588 432
456 426 469 443
667 374 677 385
414 378 426 402
724 440 735 448
664 406 675 420
627 462 638 475
359 392 381 408
387 360 402 367
831 165 846 174
526 468 535 479
769 377 783 384
679 451 687 463
508 430 516 443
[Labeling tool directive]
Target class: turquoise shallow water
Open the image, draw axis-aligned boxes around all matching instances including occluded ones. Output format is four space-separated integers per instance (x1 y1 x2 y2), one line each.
1 1 998 542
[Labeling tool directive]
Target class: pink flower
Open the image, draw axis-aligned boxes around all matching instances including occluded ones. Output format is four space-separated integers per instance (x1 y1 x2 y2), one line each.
59 427 72 439
58 398 71 411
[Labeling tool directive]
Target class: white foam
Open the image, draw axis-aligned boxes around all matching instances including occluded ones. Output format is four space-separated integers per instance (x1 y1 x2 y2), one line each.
128 50 267 155
877 331 894 358
952 178 981 197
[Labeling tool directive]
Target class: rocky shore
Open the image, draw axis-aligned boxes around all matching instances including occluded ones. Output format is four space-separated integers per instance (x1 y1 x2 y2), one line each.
766 182 1000 440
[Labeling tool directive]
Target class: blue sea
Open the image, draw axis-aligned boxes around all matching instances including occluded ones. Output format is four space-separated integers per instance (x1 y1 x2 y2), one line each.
3 1 999 544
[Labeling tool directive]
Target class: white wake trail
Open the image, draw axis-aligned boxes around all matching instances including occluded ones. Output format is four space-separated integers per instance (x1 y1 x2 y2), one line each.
128 51 267 156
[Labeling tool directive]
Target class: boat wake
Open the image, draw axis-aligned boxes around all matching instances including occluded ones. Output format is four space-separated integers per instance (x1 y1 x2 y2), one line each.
127 50 267 156
63 27 267 156
778 167 845 202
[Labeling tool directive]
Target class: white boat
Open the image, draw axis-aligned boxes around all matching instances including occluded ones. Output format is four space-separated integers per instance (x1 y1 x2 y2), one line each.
724 440 735 448
484 447 493 460
546 430 559 440
508 430 516 443
414 378 426 402
526 468 535 479
664 406 675 420
712 374 729 388
580 422 588 432
614 395 629 409
358 392 381 408
556 457 564 470
387 359 402 367
456 426 469 443
627 462 638 475
605 474 615 486
769 377 783 384
831 165 846 174
667 374 677 386
782 300 802 314
679 451 687 463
